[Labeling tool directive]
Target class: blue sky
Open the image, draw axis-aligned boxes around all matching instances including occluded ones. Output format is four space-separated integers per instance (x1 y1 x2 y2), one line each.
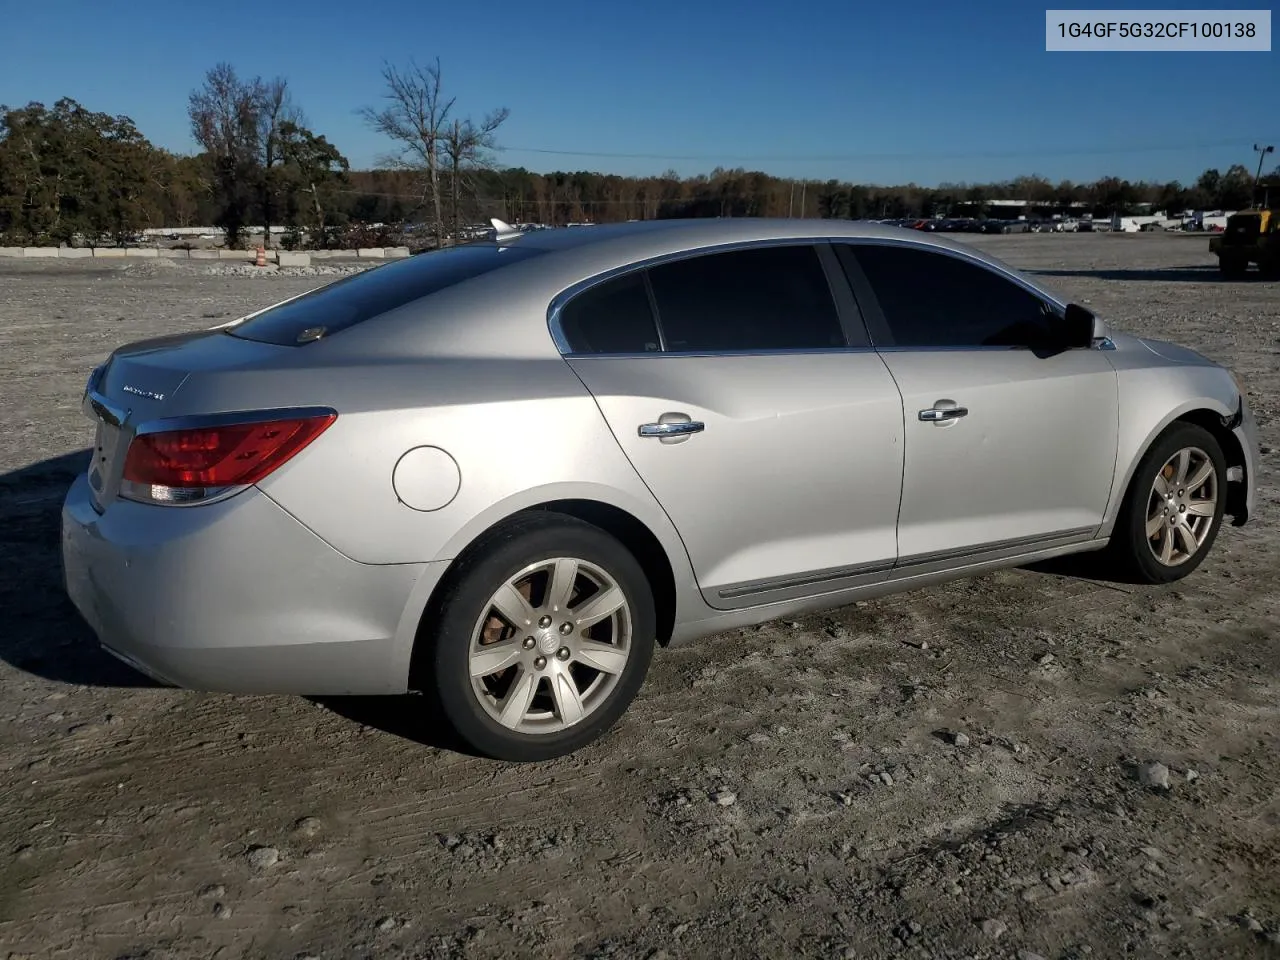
0 0 1274 186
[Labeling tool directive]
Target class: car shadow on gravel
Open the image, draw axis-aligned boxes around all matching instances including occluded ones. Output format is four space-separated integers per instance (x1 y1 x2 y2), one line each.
0 449 156 688
1030 266 1269 283
1022 552 1152 586
312 694 481 756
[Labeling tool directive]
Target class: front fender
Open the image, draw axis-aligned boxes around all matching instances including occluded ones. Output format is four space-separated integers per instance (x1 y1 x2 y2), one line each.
1099 362 1241 537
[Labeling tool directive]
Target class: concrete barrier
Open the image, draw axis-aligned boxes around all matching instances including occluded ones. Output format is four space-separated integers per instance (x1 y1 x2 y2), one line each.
24 247 61 258
357 247 384 258
218 249 251 260
125 247 159 258
385 246 411 258
189 250 220 260
93 247 127 258
0 247 24 258
277 251 311 267
158 249 190 259
59 248 93 258
309 250 345 259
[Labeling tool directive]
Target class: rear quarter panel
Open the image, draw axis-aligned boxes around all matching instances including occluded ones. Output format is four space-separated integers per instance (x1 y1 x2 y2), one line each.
251 356 693 571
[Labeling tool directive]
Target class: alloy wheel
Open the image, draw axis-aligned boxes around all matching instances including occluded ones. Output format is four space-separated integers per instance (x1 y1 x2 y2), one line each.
468 557 632 734
1145 446 1218 567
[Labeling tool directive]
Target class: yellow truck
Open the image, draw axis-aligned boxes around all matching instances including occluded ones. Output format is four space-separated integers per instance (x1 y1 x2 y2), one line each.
1210 178 1279 279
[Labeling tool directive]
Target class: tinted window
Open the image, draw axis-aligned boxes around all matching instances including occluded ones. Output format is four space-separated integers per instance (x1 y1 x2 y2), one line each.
647 245 845 352
851 244 1054 348
559 272 661 354
229 244 544 346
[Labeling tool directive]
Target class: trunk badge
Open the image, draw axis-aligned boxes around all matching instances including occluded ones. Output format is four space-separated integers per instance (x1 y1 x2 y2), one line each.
122 384 165 401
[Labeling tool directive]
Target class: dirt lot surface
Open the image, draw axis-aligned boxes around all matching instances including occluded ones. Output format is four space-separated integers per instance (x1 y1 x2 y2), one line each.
1 234 1277 960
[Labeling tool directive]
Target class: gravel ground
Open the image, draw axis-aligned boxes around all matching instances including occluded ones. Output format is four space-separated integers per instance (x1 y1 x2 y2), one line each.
0 233 1278 960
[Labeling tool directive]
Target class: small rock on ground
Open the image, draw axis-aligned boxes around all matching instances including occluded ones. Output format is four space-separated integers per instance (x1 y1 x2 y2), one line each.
953 732 971 748
711 789 737 807
980 918 1008 939
245 845 279 870
293 816 322 837
1137 761 1171 789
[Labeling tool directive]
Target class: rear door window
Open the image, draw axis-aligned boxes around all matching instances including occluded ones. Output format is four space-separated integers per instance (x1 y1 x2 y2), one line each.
558 272 662 354
228 244 544 346
646 245 846 352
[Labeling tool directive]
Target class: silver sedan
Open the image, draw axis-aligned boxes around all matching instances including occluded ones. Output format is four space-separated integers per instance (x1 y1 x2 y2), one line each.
61 219 1259 760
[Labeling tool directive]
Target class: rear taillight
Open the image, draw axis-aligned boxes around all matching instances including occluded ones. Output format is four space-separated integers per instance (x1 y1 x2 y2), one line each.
120 411 336 505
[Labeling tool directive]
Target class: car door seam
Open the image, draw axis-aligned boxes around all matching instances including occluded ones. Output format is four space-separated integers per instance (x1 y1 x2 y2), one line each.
872 350 909 565
557 356 702 582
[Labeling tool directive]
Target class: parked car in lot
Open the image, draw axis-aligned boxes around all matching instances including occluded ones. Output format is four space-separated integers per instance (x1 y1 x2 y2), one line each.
62 218 1259 760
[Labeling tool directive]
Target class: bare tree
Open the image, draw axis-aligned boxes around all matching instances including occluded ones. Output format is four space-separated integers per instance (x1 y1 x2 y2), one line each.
361 58 508 248
441 107 510 241
188 63 265 248
256 77 300 244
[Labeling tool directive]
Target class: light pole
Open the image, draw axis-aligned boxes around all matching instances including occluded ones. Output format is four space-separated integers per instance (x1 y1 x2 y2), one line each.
1254 143 1275 185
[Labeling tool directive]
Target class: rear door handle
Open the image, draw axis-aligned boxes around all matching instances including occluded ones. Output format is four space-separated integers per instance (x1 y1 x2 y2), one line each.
918 402 968 422
638 414 705 443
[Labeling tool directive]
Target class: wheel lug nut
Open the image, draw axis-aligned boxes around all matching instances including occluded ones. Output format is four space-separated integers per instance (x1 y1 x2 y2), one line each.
556 646 571 661
522 636 536 650
534 655 547 670
538 615 552 628
559 621 573 635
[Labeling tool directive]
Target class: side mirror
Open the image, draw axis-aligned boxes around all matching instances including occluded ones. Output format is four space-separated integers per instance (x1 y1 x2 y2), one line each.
1060 302 1096 348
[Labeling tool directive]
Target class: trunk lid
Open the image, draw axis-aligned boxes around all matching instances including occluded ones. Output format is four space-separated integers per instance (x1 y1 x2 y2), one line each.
84 330 295 512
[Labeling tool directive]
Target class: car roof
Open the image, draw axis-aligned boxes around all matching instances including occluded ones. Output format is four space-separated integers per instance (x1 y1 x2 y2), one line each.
470 216 1021 274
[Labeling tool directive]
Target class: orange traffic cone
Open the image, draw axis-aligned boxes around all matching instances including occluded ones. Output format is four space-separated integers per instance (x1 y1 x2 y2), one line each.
255 245 266 267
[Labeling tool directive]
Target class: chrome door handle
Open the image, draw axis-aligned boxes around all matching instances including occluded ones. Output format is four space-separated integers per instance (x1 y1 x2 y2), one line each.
919 404 968 422
638 420 705 438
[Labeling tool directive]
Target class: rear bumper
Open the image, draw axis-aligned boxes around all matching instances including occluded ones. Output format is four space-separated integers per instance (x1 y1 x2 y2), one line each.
61 473 427 695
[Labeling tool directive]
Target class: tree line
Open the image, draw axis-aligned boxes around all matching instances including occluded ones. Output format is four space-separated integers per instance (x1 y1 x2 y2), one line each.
1 58 1275 248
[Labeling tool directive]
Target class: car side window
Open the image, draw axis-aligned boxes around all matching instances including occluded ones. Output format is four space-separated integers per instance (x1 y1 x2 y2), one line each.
558 272 662 355
850 243 1056 348
646 245 846 353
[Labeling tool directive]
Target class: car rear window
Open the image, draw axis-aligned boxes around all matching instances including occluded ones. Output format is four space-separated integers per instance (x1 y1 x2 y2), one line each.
227 244 544 346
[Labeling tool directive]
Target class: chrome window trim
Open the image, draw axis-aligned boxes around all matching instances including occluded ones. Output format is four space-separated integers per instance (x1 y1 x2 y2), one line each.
562 346 879 361
546 232 1076 359
836 235 1070 312
547 237 852 358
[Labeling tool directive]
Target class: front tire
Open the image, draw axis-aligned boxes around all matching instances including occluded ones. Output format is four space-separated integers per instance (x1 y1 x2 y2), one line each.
429 512 656 761
1106 423 1226 584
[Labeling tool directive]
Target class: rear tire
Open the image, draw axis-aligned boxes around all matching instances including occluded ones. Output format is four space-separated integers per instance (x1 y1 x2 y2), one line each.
1105 423 1226 584
428 512 656 761
1218 256 1248 279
